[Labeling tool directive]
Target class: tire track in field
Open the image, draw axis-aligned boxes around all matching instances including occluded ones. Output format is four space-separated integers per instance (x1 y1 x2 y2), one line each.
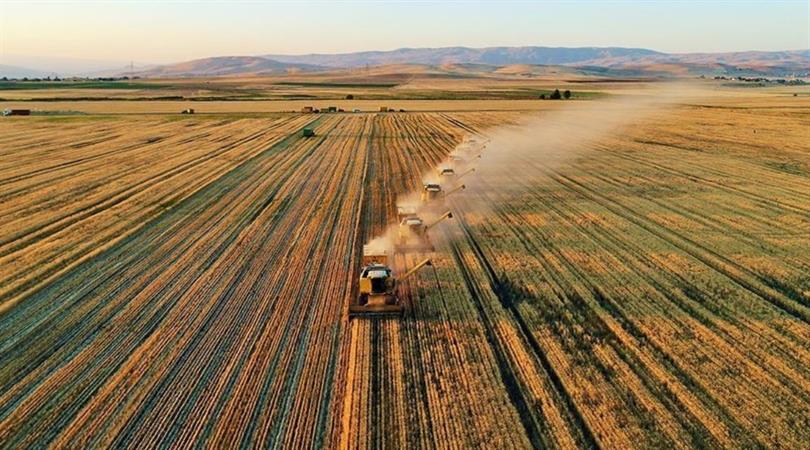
448 208 600 450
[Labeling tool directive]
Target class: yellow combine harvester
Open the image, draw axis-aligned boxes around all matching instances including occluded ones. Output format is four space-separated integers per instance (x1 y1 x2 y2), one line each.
395 211 453 252
438 167 456 179
420 183 465 204
397 205 418 222
349 246 433 317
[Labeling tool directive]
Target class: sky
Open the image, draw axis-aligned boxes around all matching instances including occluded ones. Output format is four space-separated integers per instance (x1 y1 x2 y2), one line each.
1 0 808 71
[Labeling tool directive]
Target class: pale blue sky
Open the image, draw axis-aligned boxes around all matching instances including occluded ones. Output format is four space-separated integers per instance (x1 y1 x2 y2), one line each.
1 0 808 65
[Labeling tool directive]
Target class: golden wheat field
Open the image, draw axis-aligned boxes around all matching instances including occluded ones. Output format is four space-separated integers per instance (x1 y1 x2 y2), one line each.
0 85 808 449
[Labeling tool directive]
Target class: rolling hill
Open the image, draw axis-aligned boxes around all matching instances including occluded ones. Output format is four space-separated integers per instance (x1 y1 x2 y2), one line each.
127 47 810 78
132 56 324 78
263 46 664 67
0 64 53 79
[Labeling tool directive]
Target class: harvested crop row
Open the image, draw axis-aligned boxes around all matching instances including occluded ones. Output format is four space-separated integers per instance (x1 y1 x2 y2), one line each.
0 112 511 448
0 115 315 311
436 102 810 448
2 103 806 449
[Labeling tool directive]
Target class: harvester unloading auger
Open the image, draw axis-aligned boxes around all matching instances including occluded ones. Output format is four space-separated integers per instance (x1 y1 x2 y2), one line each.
395 210 453 252
349 245 433 317
456 167 475 180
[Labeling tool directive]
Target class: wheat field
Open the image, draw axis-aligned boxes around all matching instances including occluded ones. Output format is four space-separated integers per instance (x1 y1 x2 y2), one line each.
0 88 808 448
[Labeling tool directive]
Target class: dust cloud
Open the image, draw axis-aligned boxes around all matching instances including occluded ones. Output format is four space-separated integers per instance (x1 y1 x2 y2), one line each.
457 82 707 214
363 82 706 260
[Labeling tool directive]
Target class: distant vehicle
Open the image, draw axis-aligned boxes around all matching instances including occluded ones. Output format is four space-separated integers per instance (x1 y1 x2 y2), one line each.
353 108 361 113
302 128 315 137
181 108 195 114
3 109 31 116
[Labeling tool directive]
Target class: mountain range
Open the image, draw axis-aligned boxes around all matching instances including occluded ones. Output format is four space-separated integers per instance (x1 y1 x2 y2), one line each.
3 46 808 78
262 46 666 67
140 47 809 78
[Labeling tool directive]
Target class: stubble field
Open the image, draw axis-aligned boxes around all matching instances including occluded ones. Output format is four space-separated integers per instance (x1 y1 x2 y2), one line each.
0 88 808 449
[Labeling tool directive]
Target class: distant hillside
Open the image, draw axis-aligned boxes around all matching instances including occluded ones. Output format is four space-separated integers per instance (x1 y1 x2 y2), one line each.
264 46 664 67
0 64 53 79
579 50 810 76
264 47 809 76
133 56 324 78
124 47 810 78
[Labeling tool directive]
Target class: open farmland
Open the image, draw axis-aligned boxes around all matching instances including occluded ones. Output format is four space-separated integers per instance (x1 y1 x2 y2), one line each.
0 90 809 449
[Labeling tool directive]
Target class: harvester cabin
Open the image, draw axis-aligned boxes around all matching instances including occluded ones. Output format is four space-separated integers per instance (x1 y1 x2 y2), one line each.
424 183 442 193
401 216 424 229
397 205 418 222
421 183 443 202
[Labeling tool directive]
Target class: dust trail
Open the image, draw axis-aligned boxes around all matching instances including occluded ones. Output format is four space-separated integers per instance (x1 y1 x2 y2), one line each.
362 82 705 261
456 82 707 217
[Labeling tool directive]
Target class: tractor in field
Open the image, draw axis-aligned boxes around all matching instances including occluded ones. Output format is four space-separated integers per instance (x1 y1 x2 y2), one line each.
395 211 453 252
349 246 433 317
302 128 315 137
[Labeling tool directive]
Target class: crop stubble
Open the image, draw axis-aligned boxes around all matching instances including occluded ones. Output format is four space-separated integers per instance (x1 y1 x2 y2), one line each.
0 100 808 449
